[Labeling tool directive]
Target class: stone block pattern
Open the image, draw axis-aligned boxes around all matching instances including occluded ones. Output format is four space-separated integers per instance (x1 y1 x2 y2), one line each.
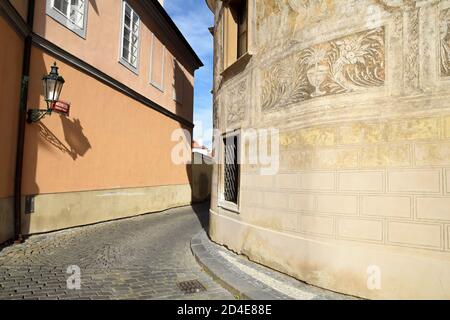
239 115 450 251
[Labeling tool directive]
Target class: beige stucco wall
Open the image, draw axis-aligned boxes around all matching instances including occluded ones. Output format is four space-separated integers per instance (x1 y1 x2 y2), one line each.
24 47 192 195
0 14 24 243
11 47 193 237
21 184 191 235
210 0 450 299
9 0 28 21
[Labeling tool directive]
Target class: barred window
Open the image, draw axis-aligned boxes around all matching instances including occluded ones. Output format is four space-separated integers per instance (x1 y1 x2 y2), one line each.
223 134 240 204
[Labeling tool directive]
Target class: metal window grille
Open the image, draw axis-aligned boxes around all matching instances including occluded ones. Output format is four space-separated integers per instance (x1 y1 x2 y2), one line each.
223 135 240 204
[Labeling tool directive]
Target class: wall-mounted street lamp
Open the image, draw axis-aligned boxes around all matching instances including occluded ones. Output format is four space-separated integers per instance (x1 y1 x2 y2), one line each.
27 62 65 123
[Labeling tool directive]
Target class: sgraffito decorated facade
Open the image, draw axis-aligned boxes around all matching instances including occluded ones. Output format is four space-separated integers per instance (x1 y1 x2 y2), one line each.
207 0 450 299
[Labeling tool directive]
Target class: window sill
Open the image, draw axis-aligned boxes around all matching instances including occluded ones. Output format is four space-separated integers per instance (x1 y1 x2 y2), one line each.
220 52 252 78
119 59 139 76
150 81 164 93
218 199 240 214
46 9 87 39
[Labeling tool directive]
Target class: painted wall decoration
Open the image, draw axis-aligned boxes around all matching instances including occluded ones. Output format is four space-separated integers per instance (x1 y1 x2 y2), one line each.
261 27 385 111
225 80 247 125
256 0 335 52
440 8 450 77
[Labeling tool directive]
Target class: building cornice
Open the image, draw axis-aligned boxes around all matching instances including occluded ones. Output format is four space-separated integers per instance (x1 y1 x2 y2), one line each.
142 0 204 70
0 0 195 128
0 0 30 37
205 0 216 12
32 34 194 128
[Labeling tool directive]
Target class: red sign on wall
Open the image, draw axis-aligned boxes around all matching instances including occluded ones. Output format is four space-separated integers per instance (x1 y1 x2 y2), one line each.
50 101 71 116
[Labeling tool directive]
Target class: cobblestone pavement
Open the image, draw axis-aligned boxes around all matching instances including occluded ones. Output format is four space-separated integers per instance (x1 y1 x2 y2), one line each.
0 204 234 300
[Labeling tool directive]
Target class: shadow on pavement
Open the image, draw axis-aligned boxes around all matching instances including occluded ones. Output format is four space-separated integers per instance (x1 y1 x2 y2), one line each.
191 201 210 233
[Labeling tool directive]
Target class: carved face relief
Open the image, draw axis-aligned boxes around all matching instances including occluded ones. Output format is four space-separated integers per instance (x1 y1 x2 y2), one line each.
261 27 385 112
440 9 450 77
224 80 247 126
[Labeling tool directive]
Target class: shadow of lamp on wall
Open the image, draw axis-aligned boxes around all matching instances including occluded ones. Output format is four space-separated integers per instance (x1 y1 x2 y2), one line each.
38 118 91 160
27 62 68 123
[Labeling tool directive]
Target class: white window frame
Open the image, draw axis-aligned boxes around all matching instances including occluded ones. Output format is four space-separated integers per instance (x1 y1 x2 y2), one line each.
46 0 88 39
149 34 166 92
119 1 141 74
218 130 241 213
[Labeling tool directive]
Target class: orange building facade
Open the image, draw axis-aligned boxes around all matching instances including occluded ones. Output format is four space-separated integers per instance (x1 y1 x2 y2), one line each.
0 0 202 243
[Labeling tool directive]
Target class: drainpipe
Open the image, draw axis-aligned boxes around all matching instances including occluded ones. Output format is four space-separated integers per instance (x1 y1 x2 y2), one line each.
14 0 35 243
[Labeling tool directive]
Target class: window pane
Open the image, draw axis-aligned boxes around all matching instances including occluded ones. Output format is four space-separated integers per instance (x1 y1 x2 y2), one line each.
123 38 130 50
236 0 248 58
121 3 139 69
238 31 247 58
124 28 132 41
69 0 85 28
122 47 129 61
132 15 139 33
53 0 70 16
132 34 138 45
223 136 239 204
125 14 131 28
125 4 131 19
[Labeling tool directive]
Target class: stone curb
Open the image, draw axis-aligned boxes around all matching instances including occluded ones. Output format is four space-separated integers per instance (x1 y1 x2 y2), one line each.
190 231 285 300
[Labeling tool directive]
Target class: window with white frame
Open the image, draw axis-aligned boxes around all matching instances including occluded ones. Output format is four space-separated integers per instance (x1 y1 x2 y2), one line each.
46 0 88 38
218 131 241 212
119 1 140 73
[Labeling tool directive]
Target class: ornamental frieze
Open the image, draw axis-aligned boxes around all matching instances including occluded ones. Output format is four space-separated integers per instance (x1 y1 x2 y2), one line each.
261 27 385 112
440 8 450 77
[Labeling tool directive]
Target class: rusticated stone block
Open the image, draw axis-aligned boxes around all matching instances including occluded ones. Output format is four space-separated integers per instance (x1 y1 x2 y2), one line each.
317 195 358 215
415 142 450 166
388 170 441 193
364 123 386 144
386 118 440 142
361 196 411 218
445 116 450 139
360 144 411 168
387 222 442 248
417 197 450 221
299 127 336 147
339 123 363 145
299 214 334 236
280 149 314 170
338 171 383 192
337 218 383 242
289 193 316 212
314 148 359 169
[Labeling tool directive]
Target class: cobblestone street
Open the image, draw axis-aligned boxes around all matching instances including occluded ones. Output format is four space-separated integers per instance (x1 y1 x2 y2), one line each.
0 204 234 300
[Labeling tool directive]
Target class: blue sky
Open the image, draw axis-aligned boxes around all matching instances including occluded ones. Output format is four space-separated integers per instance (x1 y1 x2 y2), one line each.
165 0 214 149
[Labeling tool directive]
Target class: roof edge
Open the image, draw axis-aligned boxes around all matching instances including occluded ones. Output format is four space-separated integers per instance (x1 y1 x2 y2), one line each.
148 0 204 69
205 0 215 12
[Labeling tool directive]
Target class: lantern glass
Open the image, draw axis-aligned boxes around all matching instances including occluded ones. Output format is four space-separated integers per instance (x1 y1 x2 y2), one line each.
42 62 65 106
44 78 57 102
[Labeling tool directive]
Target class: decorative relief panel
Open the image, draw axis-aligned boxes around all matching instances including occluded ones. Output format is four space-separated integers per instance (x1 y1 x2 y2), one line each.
256 0 335 54
224 79 248 126
261 27 385 112
440 8 450 77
